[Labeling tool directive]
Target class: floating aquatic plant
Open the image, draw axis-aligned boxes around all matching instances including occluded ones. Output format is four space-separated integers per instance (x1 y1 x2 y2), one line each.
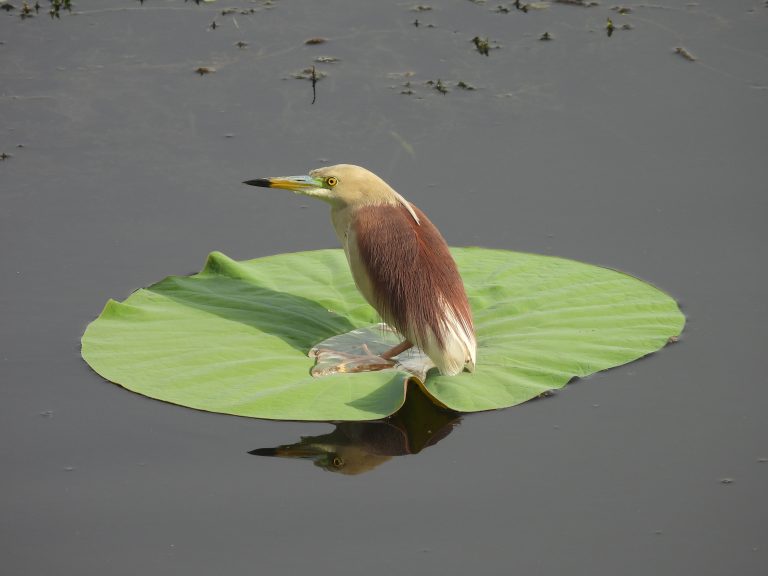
82 248 684 421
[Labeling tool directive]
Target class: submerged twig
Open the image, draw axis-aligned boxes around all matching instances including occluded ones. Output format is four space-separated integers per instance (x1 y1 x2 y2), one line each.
311 65 317 104
555 0 598 6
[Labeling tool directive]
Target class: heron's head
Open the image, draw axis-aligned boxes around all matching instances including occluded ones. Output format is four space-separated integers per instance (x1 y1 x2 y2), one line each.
249 442 392 475
244 164 418 221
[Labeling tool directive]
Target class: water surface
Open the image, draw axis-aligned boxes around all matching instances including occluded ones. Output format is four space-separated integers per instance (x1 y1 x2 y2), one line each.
1 1 766 574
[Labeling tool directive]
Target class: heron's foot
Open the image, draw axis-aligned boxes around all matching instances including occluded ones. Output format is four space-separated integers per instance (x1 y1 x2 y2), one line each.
310 349 396 377
308 324 434 382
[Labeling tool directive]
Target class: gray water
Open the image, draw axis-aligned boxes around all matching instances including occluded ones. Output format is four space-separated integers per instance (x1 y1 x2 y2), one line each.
1 1 767 574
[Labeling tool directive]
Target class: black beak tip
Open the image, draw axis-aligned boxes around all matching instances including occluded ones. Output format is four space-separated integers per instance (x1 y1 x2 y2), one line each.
249 447 278 456
243 179 271 187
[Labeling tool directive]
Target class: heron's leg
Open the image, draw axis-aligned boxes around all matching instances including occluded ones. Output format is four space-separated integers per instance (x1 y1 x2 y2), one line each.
311 349 395 376
310 336 415 378
380 339 414 360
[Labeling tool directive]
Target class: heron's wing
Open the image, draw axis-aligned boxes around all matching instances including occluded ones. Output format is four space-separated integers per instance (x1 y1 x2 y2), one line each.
352 203 473 354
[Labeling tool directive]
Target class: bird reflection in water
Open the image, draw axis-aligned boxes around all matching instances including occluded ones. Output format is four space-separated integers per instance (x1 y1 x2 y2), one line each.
249 382 461 475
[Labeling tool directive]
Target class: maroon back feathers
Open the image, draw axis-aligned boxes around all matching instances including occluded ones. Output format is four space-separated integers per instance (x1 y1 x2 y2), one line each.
353 204 474 351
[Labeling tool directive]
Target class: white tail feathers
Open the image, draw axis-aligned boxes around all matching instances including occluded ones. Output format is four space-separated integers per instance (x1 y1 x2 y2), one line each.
422 298 476 376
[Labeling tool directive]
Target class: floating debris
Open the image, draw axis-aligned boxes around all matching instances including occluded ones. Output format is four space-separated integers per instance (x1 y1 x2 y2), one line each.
457 80 476 90
495 5 510 13
611 5 632 14
555 0 598 6
674 46 696 61
472 36 491 56
606 16 615 37
0 152 11 160
48 0 71 18
513 0 529 12
314 56 340 63
194 66 215 76
292 67 326 81
291 65 325 103
235 41 248 48
16 0 36 19
411 4 432 11
426 79 448 94
387 71 416 79
540 31 552 41
719 477 734 485
400 81 414 95
667 335 679 344
305 37 328 45
209 20 217 30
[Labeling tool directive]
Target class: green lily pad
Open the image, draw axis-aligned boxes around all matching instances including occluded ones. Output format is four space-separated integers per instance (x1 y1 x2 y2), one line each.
81 248 684 420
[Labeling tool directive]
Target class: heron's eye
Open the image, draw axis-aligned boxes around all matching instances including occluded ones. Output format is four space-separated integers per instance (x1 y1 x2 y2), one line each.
331 456 345 468
326 176 338 187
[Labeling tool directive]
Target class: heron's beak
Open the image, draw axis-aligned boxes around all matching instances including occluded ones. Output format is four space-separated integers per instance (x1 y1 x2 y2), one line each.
243 175 323 192
249 444 332 462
